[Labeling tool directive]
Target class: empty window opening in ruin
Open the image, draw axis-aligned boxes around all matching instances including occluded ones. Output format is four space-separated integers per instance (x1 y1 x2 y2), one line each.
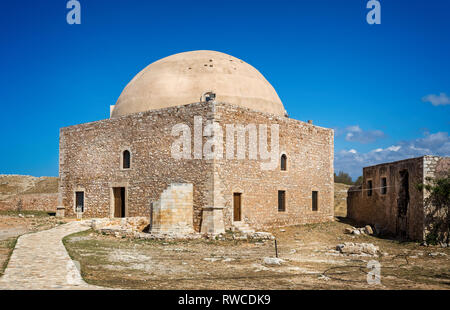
281 154 287 171
381 177 387 195
113 187 126 218
397 170 409 217
233 193 242 221
122 150 131 169
367 180 373 196
278 190 286 212
312 191 318 211
75 191 84 213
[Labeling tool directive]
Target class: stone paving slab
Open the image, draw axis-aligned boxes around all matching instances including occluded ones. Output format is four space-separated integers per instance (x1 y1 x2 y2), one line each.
0 221 105 290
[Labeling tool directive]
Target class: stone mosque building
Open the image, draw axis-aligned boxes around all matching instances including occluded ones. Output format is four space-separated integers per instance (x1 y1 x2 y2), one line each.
58 50 334 234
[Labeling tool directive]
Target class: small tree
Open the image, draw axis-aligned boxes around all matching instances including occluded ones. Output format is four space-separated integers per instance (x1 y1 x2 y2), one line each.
354 176 363 186
418 174 450 244
334 171 354 185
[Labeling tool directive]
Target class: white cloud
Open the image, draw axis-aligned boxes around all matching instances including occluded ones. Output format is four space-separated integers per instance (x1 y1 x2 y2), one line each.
386 145 401 152
422 93 450 106
338 125 386 144
335 132 450 178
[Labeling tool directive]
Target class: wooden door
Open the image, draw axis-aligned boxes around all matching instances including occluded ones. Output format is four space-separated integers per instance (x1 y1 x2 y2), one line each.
113 187 122 218
233 193 241 221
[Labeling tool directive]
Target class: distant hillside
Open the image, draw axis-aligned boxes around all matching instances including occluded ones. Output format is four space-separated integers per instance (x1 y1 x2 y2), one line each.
0 175 58 201
334 182 351 217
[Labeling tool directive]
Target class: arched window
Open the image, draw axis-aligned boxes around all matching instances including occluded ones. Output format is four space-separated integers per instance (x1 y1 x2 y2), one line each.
123 150 131 169
281 154 287 171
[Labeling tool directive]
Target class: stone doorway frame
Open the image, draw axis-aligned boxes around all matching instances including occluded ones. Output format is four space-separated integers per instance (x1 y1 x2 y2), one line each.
109 182 129 218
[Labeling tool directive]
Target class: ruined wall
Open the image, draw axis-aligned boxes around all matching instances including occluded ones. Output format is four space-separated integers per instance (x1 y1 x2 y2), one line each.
150 183 194 234
213 103 334 230
60 103 215 232
347 157 425 241
426 156 450 179
422 156 450 241
0 193 58 212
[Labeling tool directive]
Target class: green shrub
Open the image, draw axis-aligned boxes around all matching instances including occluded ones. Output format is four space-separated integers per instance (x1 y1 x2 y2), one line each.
418 174 450 243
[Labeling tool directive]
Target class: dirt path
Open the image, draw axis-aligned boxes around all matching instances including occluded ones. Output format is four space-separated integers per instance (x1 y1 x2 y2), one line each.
0 221 104 290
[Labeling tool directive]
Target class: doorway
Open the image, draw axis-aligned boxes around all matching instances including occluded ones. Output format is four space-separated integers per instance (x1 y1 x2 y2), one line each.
113 187 126 218
233 193 241 222
397 170 409 238
75 191 84 213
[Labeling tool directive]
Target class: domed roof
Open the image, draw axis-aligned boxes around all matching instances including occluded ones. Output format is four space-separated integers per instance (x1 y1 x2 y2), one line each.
111 50 285 118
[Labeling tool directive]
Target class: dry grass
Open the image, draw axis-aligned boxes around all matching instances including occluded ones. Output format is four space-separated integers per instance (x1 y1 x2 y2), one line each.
0 175 58 200
0 237 18 276
63 219 450 290
22 178 58 194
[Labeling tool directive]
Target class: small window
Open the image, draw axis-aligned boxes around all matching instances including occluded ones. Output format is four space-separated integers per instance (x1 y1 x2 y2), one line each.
312 191 318 211
75 191 84 213
381 177 387 195
123 150 131 169
367 180 373 196
281 154 287 171
278 191 286 212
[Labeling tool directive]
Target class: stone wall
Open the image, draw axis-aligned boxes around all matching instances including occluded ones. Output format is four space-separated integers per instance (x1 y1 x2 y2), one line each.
347 156 450 241
0 193 58 212
422 156 450 241
60 102 214 232
60 101 334 232
214 104 334 230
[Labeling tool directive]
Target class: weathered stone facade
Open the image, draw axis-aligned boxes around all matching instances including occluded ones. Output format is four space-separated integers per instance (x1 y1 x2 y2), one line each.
213 104 334 230
150 183 194 234
60 102 214 232
59 101 334 232
347 156 450 241
0 193 58 212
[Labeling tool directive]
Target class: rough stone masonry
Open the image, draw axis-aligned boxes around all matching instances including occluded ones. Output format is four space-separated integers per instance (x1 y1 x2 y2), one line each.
347 156 450 241
58 50 334 234
59 102 334 233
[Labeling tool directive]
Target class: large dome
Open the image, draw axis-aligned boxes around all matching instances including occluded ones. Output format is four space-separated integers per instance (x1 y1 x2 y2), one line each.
111 50 285 118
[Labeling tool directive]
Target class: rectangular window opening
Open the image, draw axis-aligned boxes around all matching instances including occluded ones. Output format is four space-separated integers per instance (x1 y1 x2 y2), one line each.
278 191 286 212
381 177 387 195
368 180 373 197
312 191 318 211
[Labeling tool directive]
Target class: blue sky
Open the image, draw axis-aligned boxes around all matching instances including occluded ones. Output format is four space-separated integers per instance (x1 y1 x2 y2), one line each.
0 0 449 178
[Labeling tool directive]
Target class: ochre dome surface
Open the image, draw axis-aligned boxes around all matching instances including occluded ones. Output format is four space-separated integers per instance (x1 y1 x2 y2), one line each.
111 50 285 118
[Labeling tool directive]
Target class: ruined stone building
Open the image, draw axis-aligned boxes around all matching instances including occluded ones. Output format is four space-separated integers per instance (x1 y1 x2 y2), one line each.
58 50 334 234
347 156 450 241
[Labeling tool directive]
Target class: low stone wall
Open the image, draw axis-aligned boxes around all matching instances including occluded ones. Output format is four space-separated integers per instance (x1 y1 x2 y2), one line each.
0 193 58 212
